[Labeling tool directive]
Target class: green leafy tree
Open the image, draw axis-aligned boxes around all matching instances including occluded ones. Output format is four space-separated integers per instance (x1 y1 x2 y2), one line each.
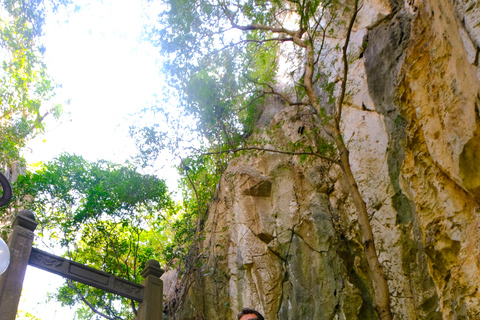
137 0 393 318
7 154 174 320
0 0 69 165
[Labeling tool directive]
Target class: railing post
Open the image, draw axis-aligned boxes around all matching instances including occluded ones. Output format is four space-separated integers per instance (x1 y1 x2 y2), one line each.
0 210 38 320
135 259 164 320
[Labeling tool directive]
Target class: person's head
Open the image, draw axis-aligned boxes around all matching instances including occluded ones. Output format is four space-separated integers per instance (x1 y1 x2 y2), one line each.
237 308 264 320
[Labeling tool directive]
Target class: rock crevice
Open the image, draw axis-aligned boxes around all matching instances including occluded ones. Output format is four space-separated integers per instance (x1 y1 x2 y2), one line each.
163 0 480 319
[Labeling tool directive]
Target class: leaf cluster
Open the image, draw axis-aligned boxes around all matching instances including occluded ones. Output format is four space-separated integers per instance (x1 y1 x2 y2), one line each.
163 153 228 267
0 0 69 165
5 153 174 319
135 0 345 271
12 154 171 225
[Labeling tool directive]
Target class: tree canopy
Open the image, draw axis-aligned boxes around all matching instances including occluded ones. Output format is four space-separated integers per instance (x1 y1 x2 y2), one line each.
6 154 174 320
0 0 68 165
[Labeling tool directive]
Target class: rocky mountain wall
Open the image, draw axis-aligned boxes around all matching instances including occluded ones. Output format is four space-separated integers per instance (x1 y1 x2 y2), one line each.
163 0 480 319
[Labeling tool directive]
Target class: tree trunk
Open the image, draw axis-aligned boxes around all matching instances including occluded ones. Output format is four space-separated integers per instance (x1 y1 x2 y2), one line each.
334 132 393 320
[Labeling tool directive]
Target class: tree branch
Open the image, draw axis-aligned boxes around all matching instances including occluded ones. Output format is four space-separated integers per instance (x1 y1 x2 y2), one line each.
203 146 339 164
329 2 393 319
31 111 49 131
124 239 133 280
231 23 296 36
335 3 360 125
67 280 123 320
107 235 126 280
236 37 294 45
130 299 137 316
180 158 202 220
241 68 309 106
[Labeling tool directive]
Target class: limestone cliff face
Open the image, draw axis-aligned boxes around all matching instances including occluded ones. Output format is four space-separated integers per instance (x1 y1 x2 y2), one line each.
164 0 480 319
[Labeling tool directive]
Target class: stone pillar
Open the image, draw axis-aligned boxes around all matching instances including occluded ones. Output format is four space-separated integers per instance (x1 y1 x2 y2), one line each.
0 210 38 320
135 259 164 320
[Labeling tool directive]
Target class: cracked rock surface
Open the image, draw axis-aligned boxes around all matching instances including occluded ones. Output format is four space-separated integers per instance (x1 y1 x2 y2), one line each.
163 0 480 319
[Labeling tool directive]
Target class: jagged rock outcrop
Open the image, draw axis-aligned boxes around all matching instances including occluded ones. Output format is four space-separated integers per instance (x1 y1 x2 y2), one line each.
163 0 480 318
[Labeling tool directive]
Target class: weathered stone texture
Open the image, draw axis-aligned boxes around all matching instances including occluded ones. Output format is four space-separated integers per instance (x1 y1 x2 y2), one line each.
164 0 480 319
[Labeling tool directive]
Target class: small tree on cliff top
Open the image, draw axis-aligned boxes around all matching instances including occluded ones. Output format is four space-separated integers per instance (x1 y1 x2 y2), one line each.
138 0 392 318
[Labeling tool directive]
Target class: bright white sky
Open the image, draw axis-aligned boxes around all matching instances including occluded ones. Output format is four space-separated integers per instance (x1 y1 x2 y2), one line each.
25 0 161 165
18 0 172 318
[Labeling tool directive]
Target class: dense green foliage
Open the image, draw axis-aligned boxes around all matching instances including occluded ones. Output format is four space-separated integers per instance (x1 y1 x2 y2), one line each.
7 154 173 319
0 0 68 165
134 0 341 269
138 0 285 158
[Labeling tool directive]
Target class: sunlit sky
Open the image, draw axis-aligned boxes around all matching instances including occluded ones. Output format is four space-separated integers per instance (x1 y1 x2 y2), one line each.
25 0 161 165
18 0 172 318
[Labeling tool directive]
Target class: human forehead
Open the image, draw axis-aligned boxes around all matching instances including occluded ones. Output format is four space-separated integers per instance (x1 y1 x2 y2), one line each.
239 314 259 320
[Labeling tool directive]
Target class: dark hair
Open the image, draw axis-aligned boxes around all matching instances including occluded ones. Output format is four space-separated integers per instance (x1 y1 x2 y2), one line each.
237 308 265 320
